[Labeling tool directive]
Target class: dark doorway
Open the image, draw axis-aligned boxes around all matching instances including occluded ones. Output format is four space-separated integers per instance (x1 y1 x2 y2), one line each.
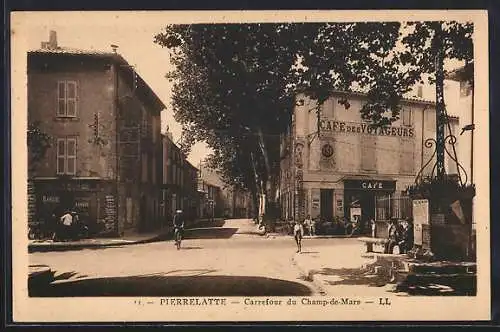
320 189 334 222
359 193 375 224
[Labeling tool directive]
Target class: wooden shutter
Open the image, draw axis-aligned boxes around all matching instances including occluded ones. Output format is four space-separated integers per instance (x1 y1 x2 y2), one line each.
66 81 77 117
57 82 66 116
56 138 66 174
66 138 77 175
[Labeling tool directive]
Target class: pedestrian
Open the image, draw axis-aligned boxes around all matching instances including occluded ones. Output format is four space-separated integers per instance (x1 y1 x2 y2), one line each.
304 215 315 236
370 218 376 238
59 210 73 241
293 219 304 253
385 218 401 254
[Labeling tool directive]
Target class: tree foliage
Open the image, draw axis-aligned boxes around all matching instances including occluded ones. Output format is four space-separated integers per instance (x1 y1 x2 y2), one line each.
27 121 51 170
154 21 474 214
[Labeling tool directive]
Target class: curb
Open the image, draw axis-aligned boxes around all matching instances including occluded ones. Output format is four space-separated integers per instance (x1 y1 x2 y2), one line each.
28 232 171 253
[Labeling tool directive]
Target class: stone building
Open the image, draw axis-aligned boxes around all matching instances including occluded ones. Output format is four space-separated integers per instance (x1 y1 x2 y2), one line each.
161 132 199 225
197 162 253 218
279 90 460 225
28 31 165 236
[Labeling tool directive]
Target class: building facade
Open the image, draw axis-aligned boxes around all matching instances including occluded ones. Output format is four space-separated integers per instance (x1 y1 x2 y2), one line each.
197 162 253 218
279 90 459 225
161 132 199 225
28 32 165 236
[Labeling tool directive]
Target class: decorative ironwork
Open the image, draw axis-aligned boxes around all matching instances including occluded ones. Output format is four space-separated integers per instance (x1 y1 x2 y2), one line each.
414 133 469 187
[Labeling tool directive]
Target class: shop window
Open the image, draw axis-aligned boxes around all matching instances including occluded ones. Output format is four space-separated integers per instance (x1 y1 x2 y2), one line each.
56 137 77 175
57 81 78 117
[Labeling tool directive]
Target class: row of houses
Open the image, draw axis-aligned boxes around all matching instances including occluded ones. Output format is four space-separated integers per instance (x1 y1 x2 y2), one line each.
27 31 251 237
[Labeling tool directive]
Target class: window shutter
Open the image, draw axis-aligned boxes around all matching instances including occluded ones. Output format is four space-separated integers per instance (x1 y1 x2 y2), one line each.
57 82 66 116
56 139 66 174
66 82 77 117
66 138 77 175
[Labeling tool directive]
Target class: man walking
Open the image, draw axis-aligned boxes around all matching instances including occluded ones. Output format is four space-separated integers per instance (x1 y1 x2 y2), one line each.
293 219 304 253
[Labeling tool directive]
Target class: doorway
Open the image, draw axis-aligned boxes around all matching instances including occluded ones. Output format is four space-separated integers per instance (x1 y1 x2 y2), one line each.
320 189 334 222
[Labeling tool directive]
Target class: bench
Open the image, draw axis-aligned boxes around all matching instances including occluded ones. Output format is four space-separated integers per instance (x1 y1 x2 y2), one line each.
358 237 389 253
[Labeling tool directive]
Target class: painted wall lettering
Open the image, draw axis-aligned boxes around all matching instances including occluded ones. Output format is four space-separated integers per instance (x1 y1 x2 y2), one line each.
320 119 415 138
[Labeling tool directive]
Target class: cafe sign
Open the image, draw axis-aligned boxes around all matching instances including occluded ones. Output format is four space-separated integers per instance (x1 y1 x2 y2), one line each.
320 119 415 138
344 179 396 191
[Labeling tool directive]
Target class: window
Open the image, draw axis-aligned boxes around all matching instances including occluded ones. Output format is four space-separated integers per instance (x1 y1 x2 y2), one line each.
56 138 77 175
402 108 412 126
57 81 77 117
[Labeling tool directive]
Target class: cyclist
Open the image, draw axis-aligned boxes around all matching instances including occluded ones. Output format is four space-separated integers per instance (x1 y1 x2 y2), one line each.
172 210 185 247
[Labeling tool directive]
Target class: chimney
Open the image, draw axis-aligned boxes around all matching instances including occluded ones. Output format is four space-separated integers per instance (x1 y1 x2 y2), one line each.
48 30 58 49
41 30 58 49
110 44 119 53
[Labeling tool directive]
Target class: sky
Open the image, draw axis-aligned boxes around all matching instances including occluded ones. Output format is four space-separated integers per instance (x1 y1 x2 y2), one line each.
18 11 472 167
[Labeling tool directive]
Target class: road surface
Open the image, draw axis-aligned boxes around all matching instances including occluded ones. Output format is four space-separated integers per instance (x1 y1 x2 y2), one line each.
28 219 394 297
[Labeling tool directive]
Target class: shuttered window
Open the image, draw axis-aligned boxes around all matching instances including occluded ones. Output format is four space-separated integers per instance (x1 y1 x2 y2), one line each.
57 81 78 117
56 138 77 175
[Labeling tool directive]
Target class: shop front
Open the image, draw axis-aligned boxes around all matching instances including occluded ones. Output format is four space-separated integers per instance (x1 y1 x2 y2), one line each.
343 179 396 227
33 179 117 236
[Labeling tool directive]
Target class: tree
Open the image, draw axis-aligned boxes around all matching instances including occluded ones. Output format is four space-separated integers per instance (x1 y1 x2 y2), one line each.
27 121 51 174
401 21 473 183
155 23 403 221
155 21 473 224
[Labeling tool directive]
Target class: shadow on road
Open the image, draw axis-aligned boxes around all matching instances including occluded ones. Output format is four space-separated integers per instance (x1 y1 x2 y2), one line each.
29 272 313 297
312 267 475 296
315 267 389 287
192 219 226 228
184 228 238 240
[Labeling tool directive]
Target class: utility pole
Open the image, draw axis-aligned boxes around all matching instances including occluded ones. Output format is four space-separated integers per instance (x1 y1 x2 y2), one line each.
435 47 446 183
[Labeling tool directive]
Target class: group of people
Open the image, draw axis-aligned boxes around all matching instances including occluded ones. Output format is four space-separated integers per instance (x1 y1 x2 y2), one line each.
49 209 81 241
384 218 414 254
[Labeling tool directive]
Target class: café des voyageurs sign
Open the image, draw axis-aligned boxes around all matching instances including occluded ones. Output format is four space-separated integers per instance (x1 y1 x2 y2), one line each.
320 119 415 138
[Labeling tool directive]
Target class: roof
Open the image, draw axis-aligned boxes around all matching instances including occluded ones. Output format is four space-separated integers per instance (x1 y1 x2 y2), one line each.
332 88 435 105
446 62 474 82
28 47 167 112
29 47 116 57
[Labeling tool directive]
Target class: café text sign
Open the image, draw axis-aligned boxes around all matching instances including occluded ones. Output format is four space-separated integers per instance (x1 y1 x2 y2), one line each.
344 180 396 191
320 119 415 138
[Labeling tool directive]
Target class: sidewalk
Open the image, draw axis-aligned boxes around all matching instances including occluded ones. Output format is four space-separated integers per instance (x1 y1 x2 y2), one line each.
28 217 225 253
291 239 399 296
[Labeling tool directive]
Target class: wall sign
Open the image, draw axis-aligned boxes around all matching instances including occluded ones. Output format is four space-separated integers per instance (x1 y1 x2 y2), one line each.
413 199 430 225
320 119 415 138
344 180 396 191
312 198 320 209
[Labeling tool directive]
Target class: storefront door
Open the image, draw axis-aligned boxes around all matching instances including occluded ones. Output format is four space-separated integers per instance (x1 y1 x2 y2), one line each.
320 189 334 222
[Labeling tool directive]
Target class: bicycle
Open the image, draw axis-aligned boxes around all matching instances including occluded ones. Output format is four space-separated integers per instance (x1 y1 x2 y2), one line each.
174 226 183 250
